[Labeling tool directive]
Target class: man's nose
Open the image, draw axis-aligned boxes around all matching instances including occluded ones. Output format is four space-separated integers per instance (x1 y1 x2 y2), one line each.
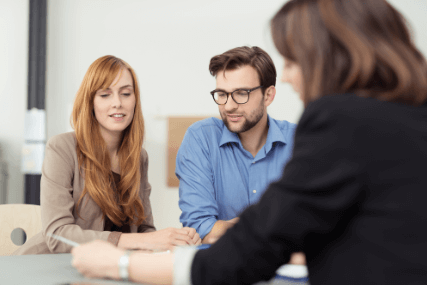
224 94 238 112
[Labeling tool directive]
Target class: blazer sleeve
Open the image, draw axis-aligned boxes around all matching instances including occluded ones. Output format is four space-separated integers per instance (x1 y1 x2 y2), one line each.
190 98 369 285
41 134 111 253
137 148 156 233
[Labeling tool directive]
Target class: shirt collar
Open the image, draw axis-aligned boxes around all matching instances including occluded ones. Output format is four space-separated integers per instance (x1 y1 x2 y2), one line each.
219 121 240 147
264 115 288 154
219 115 288 151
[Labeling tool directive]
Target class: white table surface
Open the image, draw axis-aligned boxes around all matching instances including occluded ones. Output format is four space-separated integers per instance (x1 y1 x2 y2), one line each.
0 253 309 285
0 253 135 285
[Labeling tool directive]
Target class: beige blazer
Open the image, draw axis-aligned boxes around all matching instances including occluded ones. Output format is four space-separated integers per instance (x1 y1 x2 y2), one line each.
14 132 155 255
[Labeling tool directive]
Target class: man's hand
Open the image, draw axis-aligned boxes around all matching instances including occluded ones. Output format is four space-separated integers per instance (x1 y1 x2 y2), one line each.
72 240 124 280
202 217 240 244
227 217 240 225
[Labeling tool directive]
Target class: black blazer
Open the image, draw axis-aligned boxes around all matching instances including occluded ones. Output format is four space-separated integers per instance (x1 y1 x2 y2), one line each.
191 94 427 285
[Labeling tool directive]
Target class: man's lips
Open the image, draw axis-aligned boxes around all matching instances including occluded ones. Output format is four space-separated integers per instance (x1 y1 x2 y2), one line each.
227 114 243 122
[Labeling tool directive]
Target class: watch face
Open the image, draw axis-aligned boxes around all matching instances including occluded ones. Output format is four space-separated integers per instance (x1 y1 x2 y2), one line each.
118 250 132 281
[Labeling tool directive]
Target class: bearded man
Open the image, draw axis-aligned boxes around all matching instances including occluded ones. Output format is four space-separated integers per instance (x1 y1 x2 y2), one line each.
177 46 296 244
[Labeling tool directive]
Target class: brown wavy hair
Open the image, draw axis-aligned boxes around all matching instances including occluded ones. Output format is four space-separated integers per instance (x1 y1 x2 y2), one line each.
271 0 427 106
71 55 145 226
209 46 277 94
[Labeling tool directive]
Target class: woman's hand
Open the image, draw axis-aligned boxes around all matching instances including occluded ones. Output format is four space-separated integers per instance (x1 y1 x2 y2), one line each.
142 227 202 248
71 240 124 280
118 227 201 251
182 227 202 245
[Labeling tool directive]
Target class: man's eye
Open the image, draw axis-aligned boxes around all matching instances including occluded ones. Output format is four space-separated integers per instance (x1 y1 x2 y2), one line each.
235 91 247 96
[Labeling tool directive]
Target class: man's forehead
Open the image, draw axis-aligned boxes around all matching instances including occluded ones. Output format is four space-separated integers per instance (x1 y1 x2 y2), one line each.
215 66 260 88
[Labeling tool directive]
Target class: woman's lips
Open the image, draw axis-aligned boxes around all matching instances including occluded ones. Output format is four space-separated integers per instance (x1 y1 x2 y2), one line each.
109 114 125 121
112 116 124 121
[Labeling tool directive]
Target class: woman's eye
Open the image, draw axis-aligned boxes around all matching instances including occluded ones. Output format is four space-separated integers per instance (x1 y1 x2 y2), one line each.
100 94 109 98
122 93 131 96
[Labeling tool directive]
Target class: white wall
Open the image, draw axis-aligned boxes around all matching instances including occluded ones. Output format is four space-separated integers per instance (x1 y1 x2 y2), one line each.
45 0 427 230
1 0 426 230
45 0 300 230
388 0 427 56
0 0 28 204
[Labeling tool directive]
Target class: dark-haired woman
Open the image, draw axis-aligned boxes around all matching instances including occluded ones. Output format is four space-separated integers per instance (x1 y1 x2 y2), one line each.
14 55 201 255
72 1 427 284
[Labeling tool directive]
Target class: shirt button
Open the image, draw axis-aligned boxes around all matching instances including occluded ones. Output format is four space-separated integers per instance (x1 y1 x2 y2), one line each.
252 161 256 164
253 190 257 194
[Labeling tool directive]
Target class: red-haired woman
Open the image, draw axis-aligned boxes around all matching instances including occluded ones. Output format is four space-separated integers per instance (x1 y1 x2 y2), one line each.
72 0 427 284
14 56 200 255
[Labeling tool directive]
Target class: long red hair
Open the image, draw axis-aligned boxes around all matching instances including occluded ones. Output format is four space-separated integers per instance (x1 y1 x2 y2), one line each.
71 55 145 226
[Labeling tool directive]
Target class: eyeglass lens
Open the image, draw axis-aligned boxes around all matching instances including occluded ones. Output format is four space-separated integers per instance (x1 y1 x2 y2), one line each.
212 90 249 104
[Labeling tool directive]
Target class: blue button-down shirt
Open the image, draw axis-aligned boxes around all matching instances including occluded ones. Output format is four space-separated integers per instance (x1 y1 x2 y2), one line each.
176 115 296 239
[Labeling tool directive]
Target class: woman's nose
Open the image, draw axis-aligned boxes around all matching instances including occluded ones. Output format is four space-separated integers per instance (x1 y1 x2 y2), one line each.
112 94 122 108
281 69 289 83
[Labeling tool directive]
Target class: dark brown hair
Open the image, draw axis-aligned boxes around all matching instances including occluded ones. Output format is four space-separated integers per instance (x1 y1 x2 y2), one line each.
271 0 427 106
209 46 277 93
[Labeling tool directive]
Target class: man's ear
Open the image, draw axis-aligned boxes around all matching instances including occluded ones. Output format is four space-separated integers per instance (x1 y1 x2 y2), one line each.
264 86 276 107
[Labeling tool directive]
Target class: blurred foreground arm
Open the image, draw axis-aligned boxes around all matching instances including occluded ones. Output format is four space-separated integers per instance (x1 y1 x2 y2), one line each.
72 240 175 285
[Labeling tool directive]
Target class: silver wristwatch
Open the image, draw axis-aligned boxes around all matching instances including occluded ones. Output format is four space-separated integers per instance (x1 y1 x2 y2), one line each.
118 250 132 281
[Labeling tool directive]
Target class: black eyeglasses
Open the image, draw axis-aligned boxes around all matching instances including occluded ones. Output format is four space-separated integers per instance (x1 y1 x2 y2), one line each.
210 86 263 105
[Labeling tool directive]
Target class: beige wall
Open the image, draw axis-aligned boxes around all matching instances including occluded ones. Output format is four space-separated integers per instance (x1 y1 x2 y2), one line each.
44 0 302 230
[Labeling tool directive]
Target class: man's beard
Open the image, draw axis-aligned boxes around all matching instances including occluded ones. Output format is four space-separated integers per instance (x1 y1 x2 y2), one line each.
221 101 265 134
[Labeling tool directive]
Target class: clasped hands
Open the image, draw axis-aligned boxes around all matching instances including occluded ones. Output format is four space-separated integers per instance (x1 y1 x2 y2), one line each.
117 227 201 251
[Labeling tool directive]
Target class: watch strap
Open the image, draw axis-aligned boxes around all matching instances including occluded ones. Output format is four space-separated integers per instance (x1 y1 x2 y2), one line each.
118 250 132 281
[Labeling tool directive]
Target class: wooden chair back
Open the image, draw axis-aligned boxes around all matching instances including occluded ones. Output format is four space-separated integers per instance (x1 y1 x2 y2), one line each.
0 204 42 255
